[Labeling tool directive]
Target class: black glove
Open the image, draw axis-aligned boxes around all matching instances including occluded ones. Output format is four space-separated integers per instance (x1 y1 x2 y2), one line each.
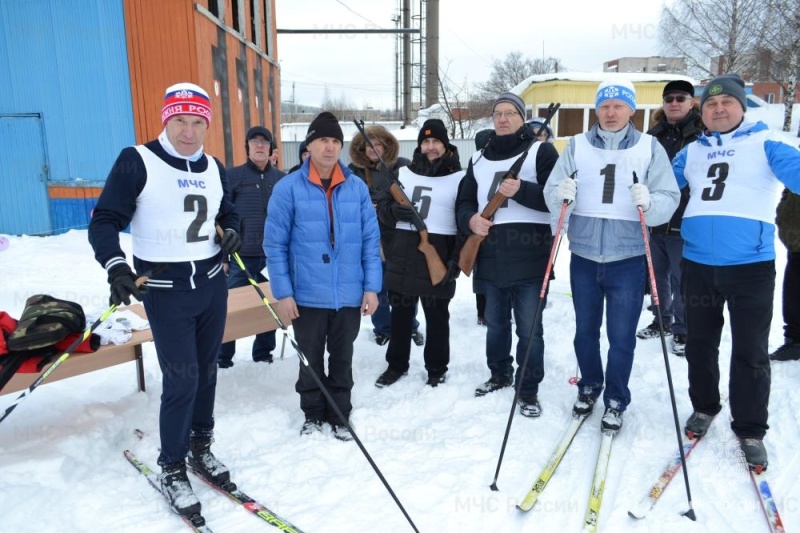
216 228 242 255
444 260 461 284
390 203 415 222
108 263 146 306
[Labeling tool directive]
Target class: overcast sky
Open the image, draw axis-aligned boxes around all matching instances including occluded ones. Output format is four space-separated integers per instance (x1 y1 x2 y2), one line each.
274 0 665 112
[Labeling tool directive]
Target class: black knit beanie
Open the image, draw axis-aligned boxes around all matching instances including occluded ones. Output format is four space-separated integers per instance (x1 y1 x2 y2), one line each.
417 119 449 148
306 112 344 145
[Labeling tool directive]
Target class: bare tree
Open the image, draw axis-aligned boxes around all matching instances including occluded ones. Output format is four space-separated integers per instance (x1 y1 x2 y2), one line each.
320 92 362 121
435 66 489 139
659 0 769 78
476 51 563 101
758 0 800 133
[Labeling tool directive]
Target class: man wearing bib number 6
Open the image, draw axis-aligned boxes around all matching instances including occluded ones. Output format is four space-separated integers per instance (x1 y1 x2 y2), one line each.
89 82 241 519
456 93 559 417
672 74 800 471
545 79 679 433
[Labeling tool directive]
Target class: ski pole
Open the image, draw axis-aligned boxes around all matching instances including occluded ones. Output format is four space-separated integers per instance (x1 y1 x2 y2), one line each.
0 272 153 426
220 229 420 532
632 172 696 521
489 193 571 491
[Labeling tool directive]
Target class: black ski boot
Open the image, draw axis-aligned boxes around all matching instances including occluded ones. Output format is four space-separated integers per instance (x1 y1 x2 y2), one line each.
188 437 233 489
160 461 201 517
740 438 768 472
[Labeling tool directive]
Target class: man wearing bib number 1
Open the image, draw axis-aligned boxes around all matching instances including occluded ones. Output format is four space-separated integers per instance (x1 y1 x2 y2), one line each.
89 83 241 518
673 73 800 471
545 79 679 433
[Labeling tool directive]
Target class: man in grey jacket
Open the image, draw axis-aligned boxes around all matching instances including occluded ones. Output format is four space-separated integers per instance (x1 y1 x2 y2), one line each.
544 78 679 433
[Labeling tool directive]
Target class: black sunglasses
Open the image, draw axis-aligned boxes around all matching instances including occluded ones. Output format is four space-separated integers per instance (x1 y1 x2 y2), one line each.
663 94 690 103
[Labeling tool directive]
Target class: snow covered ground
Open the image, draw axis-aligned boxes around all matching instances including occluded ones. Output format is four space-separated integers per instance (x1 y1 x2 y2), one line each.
0 230 797 533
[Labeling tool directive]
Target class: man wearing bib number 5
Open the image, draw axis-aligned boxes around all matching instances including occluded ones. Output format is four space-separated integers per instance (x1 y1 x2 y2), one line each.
374 119 464 388
545 79 679 433
89 82 241 518
672 74 800 471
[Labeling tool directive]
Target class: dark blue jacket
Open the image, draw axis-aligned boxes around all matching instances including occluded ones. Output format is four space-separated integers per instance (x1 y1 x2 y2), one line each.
227 160 285 257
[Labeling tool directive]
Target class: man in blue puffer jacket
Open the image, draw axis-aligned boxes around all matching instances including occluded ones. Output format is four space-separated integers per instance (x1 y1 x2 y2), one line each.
673 73 800 472
265 112 382 441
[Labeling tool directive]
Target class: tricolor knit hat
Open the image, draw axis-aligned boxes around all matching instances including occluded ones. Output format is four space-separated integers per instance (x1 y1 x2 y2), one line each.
162 82 212 125
306 111 344 145
595 79 637 112
417 119 449 148
700 73 747 111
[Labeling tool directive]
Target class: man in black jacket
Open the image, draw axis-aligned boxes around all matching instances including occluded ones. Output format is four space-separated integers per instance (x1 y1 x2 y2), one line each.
456 93 559 417
770 189 800 361
349 125 422 346
374 119 463 387
636 80 703 356
218 126 286 367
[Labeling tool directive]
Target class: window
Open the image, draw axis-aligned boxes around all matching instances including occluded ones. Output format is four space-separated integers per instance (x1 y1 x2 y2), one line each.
765 93 775 104
208 0 220 17
557 108 587 137
250 0 259 45
231 0 242 33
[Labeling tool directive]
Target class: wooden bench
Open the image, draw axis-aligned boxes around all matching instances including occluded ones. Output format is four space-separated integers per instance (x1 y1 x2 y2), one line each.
1 282 281 395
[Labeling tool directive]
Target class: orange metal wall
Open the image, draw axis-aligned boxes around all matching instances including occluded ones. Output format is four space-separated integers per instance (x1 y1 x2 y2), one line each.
123 0 281 167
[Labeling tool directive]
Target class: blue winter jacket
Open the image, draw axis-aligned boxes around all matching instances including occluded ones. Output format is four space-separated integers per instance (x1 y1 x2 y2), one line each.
673 121 800 266
264 158 382 309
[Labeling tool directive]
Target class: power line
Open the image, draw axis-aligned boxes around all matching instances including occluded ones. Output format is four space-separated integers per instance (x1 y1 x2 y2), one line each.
334 0 386 29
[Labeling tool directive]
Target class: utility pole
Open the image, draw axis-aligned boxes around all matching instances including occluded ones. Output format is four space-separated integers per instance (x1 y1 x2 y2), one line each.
291 81 296 122
402 0 411 126
392 12 400 119
425 0 439 108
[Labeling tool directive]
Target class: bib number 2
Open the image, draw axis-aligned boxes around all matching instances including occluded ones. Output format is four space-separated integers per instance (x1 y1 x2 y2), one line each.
184 194 209 242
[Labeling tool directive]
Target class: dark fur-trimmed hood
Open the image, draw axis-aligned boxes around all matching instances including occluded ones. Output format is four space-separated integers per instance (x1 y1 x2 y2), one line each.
349 125 401 169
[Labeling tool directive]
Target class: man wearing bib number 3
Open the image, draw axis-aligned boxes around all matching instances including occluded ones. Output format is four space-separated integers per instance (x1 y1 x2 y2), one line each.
545 79 679 433
673 74 800 471
89 83 241 518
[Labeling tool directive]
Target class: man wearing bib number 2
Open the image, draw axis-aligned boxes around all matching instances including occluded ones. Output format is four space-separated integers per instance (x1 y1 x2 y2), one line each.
673 74 800 471
89 82 241 519
545 79 679 433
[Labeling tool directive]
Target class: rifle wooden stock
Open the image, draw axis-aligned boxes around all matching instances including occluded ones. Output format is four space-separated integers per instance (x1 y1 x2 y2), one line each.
458 151 531 276
389 182 448 286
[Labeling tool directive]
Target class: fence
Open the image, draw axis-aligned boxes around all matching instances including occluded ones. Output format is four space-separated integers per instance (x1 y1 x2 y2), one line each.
279 139 480 173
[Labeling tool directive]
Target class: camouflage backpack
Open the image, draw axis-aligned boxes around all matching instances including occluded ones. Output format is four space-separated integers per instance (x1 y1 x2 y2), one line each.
6 295 85 352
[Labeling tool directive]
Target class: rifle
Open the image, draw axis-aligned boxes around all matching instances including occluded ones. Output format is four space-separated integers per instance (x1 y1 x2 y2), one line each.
352 120 448 286
458 103 561 276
